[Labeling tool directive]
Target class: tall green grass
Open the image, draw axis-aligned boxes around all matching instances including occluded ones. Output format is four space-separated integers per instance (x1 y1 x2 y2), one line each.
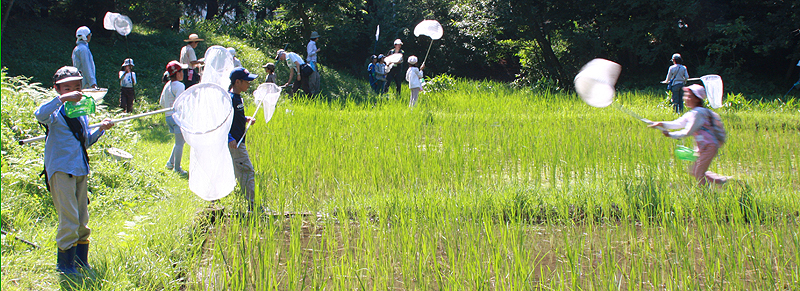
199 79 798 289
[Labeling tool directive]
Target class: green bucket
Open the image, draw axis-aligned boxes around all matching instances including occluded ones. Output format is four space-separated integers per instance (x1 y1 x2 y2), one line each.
674 145 697 161
63 95 96 118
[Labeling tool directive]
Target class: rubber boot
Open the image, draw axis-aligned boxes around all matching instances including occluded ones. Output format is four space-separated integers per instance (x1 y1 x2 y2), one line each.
57 247 80 275
75 240 91 270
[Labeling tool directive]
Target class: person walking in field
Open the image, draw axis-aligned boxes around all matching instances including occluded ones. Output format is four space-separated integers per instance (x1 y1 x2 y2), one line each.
664 53 689 113
159 61 189 176
307 31 322 95
180 33 205 88
118 58 137 113
276 49 314 97
227 67 259 211
385 39 405 95
649 84 729 186
72 26 98 89
35 66 114 276
405 55 425 107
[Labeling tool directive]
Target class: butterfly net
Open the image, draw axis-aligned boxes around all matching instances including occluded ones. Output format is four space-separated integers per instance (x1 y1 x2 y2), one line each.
201 45 235 90
574 58 621 108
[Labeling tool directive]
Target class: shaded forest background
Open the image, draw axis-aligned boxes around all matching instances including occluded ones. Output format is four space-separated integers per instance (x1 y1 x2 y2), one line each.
2 0 799 95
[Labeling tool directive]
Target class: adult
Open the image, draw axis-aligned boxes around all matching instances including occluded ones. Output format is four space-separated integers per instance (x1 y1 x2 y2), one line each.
307 31 322 95
35 66 114 275
649 84 729 186
159 61 189 175
664 53 689 113
228 47 242 67
276 49 314 97
180 33 205 88
384 39 405 95
71 26 98 89
227 67 259 210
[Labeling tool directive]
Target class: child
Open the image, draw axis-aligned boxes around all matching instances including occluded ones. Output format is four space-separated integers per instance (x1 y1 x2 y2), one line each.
262 63 277 84
159 61 189 175
35 66 114 275
118 58 137 113
405 55 425 107
367 55 378 93
375 54 387 94
649 84 729 186
228 67 259 210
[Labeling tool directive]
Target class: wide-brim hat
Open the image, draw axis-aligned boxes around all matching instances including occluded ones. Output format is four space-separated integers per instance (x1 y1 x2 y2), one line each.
671 53 681 60
184 33 204 42
262 63 275 70
122 58 135 67
407 55 418 65
394 39 403 45
53 66 83 85
683 84 706 100
310 31 320 39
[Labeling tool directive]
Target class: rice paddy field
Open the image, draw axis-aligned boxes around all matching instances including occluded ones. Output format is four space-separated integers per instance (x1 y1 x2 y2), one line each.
196 80 799 290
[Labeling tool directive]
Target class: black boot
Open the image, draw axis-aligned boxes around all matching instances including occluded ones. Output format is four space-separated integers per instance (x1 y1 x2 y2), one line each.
57 247 80 275
75 240 91 270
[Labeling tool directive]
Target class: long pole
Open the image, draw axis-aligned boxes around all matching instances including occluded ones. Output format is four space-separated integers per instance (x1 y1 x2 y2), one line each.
236 101 263 148
421 39 434 67
19 107 173 145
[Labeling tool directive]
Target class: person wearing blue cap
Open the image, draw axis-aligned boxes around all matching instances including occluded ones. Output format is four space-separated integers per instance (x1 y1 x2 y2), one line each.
228 67 258 210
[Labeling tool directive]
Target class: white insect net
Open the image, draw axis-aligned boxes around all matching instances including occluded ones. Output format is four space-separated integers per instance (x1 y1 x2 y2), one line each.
200 45 235 90
574 58 621 108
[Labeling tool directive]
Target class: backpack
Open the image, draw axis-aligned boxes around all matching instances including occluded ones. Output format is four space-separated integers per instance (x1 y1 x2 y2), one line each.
699 108 727 146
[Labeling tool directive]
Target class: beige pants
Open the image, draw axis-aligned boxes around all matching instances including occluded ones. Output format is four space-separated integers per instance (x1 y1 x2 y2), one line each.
691 143 728 186
229 144 255 204
49 172 91 250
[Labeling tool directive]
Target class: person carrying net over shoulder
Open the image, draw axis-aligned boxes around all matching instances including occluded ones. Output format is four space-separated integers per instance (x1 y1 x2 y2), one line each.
649 84 730 187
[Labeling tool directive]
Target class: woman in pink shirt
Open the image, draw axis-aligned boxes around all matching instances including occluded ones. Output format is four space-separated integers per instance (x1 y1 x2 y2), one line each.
650 84 729 186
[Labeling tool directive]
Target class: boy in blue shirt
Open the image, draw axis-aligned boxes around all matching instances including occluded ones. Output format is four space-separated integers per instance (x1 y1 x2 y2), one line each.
35 66 114 275
228 67 258 210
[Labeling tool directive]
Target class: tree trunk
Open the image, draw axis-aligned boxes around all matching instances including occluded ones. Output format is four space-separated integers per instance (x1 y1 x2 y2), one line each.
530 22 569 88
206 0 218 20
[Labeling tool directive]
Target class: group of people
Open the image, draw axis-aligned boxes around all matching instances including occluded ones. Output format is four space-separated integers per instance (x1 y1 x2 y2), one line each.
367 39 426 107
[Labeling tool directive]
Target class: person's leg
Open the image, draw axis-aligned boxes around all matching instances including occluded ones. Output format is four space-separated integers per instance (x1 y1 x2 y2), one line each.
74 175 92 269
409 88 419 107
229 144 256 208
671 84 683 113
692 143 719 186
394 72 402 95
49 172 82 274
172 126 186 173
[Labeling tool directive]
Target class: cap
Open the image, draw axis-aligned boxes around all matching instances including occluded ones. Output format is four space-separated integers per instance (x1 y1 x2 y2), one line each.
407 55 418 65
310 31 320 39
227 47 237 57
184 33 204 42
394 39 403 45
166 60 188 76
53 66 83 85
76 26 91 41
230 67 258 82
262 63 276 70
122 58 135 67
371 55 377 60
275 49 285 60
683 84 706 100
671 53 681 60
378 54 385 59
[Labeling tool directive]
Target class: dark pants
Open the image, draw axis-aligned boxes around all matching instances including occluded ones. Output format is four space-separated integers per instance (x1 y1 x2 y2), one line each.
120 87 135 113
183 69 199 88
291 64 314 97
670 83 684 113
385 68 402 95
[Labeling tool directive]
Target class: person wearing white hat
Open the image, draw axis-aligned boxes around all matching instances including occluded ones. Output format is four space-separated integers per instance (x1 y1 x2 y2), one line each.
227 47 242 67
649 84 729 187
405 55 426 107
35 66 114 276
118 58 137 113
384 39 405 95
180 33 205 88
664 53 690 113
71 26 98 89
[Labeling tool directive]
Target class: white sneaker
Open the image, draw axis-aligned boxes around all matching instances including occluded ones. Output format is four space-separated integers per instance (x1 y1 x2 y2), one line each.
165 162 174 170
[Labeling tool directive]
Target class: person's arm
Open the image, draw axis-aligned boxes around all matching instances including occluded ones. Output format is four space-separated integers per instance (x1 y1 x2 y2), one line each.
665 111 704 139
35 94 73 124
294 62 302 81
88 118 113 146
307 43 317 59
664 65 675 83
682 66 689 80
285 68 295 87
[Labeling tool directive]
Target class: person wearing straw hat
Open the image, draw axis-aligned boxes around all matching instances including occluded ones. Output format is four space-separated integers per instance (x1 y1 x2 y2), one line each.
35 66 114 276
276 49 314 97
307 31 322 94
664 53 689 113
71 26 98 89
649 84 729 187
227 67 259 210
180 33 205 88
118 58 137 113
159 61 189 176
385 39 405 95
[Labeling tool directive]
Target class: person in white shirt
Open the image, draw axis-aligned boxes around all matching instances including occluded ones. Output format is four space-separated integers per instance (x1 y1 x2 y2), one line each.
118 58 137 113
405 55 425 107
276 49 314 96
180 34 205 88
307 31 322 94
159 61 189 175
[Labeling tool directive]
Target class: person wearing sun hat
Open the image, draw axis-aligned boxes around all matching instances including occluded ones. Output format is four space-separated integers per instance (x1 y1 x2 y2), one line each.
118 58 137 113
385 39 405 95
159 61 189 176
72 26 98 89
35 66 114 276
180 33 205 88
227 67 259 210
649 84 729 187
405 55 426 107
306 31 322 94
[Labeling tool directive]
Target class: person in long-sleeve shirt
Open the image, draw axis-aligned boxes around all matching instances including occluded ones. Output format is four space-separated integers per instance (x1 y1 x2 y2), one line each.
35 66 113 275
71 26 98 89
